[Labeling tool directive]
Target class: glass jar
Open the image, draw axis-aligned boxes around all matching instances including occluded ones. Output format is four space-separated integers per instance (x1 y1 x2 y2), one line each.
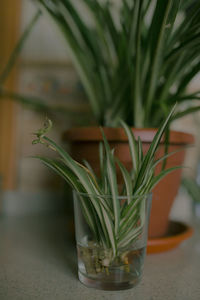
73 191 152 290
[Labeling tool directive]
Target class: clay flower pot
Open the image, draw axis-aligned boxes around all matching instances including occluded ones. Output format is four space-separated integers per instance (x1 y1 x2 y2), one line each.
63 127 194 238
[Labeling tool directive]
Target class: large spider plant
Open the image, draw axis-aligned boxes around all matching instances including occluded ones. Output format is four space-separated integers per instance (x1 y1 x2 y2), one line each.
31 0 200 127
32 105 181 258
1 1 199 127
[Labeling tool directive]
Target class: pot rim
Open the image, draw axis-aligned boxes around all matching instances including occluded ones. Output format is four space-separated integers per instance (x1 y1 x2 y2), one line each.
63 126 194 145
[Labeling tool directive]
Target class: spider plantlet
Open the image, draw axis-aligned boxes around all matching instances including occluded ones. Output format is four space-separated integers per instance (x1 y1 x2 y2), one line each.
32 106 182 290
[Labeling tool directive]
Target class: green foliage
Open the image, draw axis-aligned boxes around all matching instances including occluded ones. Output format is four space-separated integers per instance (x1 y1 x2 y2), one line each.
34 0 200 127
32 106 182 256
0 9 91 123
0 11 41 86
0 10 46 112
182 177 200 203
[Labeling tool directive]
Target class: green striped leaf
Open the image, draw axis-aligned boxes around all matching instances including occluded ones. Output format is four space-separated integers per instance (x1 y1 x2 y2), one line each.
120 120 139 173
118 225 143 249
115 157 133 205
135 104 176 188
148 166 183 191
137 136 143 167
33 156 82 190
145 0 173 116
101 129 120 235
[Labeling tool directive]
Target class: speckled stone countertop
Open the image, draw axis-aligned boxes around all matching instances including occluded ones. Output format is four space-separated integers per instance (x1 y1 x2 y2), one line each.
0 214 199 300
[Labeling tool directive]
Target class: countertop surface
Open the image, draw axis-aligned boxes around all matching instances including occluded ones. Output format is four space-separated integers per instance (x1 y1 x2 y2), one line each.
0 214 199 300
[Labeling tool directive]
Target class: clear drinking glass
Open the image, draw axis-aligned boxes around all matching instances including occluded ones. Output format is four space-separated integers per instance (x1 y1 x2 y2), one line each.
73 191 152 291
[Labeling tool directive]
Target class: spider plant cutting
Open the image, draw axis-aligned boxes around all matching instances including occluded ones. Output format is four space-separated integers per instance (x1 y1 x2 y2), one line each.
34 0 200 127
32 106 181 289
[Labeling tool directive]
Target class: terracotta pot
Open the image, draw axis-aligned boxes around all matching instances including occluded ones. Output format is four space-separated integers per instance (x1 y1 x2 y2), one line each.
63 127 194 238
